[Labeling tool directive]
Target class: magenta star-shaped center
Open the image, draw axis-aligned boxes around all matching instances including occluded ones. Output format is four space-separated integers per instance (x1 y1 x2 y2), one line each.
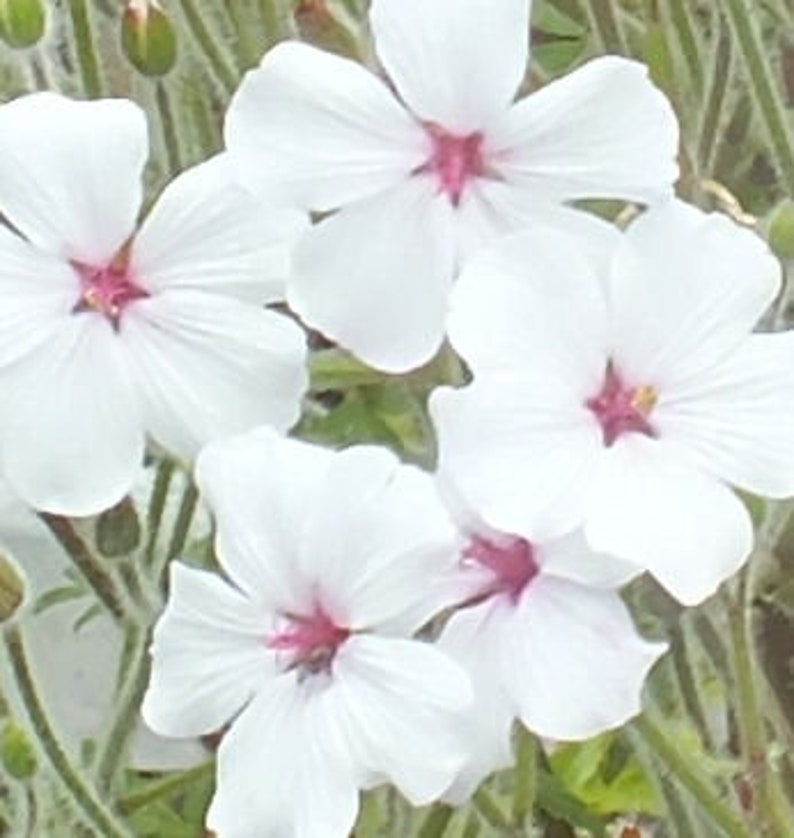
422 124 487 206
586 363 658 447
464 534 540 602
72 257 149 328
268 604 350 676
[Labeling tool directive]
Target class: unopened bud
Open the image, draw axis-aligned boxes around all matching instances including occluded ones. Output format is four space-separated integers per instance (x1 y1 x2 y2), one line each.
0 722 36 780
121 0 177 78
294 0 362 61
768 199 794 262
96 496 141 558
0 553 25 623
0 0 46 49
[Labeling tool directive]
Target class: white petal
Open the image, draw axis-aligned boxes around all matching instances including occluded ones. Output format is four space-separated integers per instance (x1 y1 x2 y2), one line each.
454 180 621 268
432 379 600 542
610 201 781 389
196 429 335 612
371 0 531 133
132 154 307 304
0 226 81 366
289 180 455 373
658 332 794 498
329 635 471 804
437 601 517 803
0 93 147 263
502 576 665 739
585 435 753 605
490 57 679 203
449 225 609 391
0 315 144 515
208 676 360 838
299 446 460 633
538 530 641 589
143 564 271 739
121 290 307 458
225 42 426 210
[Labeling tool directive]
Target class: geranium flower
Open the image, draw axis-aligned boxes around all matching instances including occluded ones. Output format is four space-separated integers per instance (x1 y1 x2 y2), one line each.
225 0 679 372
142 429 473 838
431 200 794 605
0 93 308 516
435 514 663 802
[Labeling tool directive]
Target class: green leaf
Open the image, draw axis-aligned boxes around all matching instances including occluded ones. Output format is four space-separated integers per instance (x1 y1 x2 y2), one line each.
551 731 662 818
536 764 609 835
95 496 142 558
533 2 588 74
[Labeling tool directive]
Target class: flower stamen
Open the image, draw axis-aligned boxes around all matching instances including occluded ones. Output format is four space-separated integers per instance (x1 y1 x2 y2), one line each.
71 246 148 329
268 604 350 677
463 533 539 603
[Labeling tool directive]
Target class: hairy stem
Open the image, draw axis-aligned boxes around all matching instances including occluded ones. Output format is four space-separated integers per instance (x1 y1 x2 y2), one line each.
67 0 103 97
4 625 132 838
582 0 627 54
177 0 238 94
720 0 794 193
631 714 745 838
39 514 127 622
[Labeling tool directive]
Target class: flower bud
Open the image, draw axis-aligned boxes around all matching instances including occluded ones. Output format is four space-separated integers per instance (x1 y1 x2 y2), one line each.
0 0 46 49
121 0 177 78
0 553 25 623
294 0 362 61
768 199 794 262
96 496 141 558
0 722 36 780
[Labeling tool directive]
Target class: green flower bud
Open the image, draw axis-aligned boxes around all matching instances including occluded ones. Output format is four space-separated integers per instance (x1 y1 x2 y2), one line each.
121 0 177 78
0 722 36 781
768 199 794 262
96 496 141 558
294 0 362 61
0 0 46 49
0 553 25 623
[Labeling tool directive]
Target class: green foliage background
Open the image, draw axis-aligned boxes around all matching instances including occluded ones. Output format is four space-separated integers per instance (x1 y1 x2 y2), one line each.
0 1 794 836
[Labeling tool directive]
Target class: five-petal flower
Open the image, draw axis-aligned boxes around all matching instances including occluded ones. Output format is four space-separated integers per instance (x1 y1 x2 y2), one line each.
143 429 473 838
225 0 679 372
0 93 308 515
432 200 794 605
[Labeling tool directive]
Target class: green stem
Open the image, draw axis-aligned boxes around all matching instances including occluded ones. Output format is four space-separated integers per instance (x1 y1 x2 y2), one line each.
38 514 127 622
155 84 182 176
145 459 175 567
417 804 455 838
177 0 238 94
3 626 132 838
117 762 214 815
156 480 199 589
93 622 151 793
669 0 705 92
697 19 732 174
726 579 794 834
67 0 103 97
582 0 627 54
512 726 537 826
631 714 746 838
720 0 794 194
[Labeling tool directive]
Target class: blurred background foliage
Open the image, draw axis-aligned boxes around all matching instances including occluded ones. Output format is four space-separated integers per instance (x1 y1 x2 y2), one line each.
0 0 794 836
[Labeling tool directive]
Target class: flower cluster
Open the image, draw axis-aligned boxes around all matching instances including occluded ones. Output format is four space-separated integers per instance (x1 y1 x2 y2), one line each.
1 1 793 837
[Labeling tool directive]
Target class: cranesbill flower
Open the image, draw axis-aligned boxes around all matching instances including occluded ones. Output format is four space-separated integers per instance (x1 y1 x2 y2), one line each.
225 0 679 372
431 200 794 605
0 93 308 516
436 515 663 802
142 429 472 838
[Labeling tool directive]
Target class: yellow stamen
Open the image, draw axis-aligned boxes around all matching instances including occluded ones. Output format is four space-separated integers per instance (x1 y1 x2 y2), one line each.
632 385 658 416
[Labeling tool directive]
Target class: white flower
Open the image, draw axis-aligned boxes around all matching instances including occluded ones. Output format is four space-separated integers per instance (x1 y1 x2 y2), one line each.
432 200 794 605
435 514 663 802
142 428 473 838
225 0 679 372
0 93 308 516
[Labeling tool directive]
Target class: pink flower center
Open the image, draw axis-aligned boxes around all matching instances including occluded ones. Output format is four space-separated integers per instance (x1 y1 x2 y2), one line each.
464 534 539 602
72 253 149 329
422 124 487 206
267 604 350 676
586 363 658 447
